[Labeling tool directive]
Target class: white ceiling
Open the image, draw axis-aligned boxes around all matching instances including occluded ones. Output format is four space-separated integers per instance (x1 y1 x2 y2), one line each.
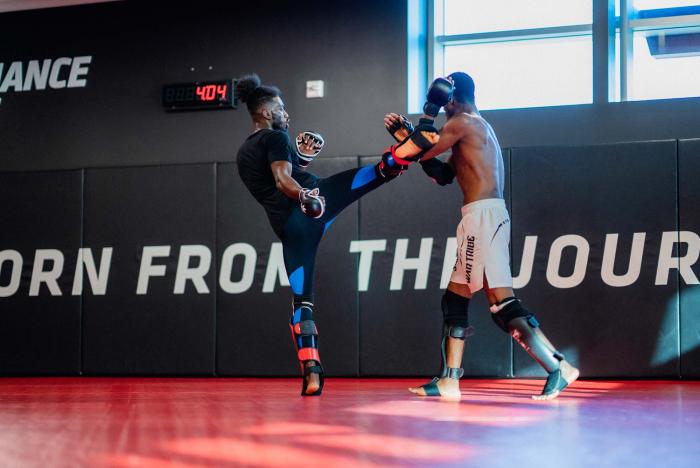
0 0 120 13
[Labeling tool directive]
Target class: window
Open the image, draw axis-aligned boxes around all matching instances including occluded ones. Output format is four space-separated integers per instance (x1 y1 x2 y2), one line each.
443 36 592 110
616 0 700 101
409 0 700 111
424 0 593 111
443 0 591 35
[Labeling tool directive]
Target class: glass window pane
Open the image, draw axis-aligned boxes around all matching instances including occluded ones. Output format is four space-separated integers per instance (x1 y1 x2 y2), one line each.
443 36 592 110
444 0 592 35
629 29 700 100
634 1 700 10
613 31 621 102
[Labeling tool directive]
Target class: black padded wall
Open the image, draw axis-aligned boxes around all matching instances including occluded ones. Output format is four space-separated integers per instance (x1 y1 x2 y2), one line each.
679 139 700 377
0 170 83 374
511 141 679 377
82 164 216 374
0 141 693 377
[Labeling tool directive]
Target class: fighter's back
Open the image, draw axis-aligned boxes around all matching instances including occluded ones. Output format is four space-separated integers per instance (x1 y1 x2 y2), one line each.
448 112 505 205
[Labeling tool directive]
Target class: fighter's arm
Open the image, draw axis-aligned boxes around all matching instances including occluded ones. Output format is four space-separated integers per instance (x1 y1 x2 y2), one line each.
270 161 326 218
266 130 325 217
418 118 464 162
270 160 304 200
264 130 304 200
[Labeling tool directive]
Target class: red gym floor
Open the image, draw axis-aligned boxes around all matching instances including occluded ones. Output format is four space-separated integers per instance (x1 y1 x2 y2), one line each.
0 378 699 467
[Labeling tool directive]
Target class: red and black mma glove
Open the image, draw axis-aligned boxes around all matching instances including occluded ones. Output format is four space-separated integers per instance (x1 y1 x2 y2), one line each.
299 187 325 219
295 131 324 168
420 158 455 186
377 122 440 180
377 151 408 179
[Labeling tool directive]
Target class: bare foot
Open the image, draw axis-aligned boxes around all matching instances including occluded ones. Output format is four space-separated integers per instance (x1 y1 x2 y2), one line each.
408 377 462 401
303 362 320 395
532 361 580 401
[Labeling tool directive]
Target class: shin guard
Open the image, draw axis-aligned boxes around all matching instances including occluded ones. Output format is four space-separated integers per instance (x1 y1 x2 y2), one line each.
438 290 474 380
490 297 563 373
289 300 324 395
438 325 472 379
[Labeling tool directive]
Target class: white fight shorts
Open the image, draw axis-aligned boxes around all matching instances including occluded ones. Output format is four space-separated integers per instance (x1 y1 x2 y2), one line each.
450 198 513 293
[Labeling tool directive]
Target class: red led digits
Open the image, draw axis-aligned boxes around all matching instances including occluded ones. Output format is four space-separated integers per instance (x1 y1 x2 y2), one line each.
196 85 219 101
216 84 227 100
164 80 234 110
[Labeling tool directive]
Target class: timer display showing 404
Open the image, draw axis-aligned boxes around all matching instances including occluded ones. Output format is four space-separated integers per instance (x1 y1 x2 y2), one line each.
162 80 236 111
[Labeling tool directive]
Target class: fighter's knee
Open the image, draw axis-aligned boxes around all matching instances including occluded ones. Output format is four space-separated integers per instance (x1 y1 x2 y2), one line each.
489 296 534 333
442 289 471 329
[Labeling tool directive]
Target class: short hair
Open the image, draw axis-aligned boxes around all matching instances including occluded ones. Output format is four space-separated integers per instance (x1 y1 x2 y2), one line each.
448 71 475 104
234 73 281 114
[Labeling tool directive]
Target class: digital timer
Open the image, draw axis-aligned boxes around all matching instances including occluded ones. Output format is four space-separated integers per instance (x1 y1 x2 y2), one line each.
162 80 236 111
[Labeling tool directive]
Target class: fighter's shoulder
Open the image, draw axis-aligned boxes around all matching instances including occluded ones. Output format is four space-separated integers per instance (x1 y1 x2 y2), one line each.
442 112 473 126
452 113 490 135
260 129 291 146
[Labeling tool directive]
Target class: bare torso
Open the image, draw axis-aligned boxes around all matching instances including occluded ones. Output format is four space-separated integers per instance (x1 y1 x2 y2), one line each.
447 112 504 205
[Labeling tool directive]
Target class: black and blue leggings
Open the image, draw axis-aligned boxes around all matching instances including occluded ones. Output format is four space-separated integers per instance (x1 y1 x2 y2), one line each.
282 163 384 308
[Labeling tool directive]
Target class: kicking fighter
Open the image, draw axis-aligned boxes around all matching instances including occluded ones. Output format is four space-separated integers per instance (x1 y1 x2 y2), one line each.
385 73 579 400
234 74 447 396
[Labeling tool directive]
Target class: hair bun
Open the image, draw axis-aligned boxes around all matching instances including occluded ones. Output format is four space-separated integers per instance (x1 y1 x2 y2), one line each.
235 73 262 103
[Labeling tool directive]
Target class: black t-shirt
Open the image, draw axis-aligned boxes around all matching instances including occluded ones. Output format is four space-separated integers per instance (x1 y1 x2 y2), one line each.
236 129 318 235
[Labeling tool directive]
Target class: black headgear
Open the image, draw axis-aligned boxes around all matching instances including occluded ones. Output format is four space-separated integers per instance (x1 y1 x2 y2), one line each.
448 72 475 103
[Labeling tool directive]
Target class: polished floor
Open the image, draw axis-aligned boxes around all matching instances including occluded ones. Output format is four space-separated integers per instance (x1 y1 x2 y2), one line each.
0 378 698 467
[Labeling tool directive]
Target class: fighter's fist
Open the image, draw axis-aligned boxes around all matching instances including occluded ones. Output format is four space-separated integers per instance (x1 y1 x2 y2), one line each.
384 113 414 143
423 77 454 117
295 131 324 167
376 150 408 180
299 187 325 218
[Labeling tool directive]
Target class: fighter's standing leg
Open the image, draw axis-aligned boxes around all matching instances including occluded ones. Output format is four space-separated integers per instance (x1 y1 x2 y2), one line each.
408 281 473 400
409 208 479 400
281 211 324 396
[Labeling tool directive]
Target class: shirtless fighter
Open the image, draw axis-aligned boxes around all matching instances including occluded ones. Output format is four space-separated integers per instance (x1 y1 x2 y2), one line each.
384 72 579 400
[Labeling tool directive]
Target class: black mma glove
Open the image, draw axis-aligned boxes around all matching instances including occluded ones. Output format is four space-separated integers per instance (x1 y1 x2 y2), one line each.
423 77 454 118
299 188 325 218
420 158 455 186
